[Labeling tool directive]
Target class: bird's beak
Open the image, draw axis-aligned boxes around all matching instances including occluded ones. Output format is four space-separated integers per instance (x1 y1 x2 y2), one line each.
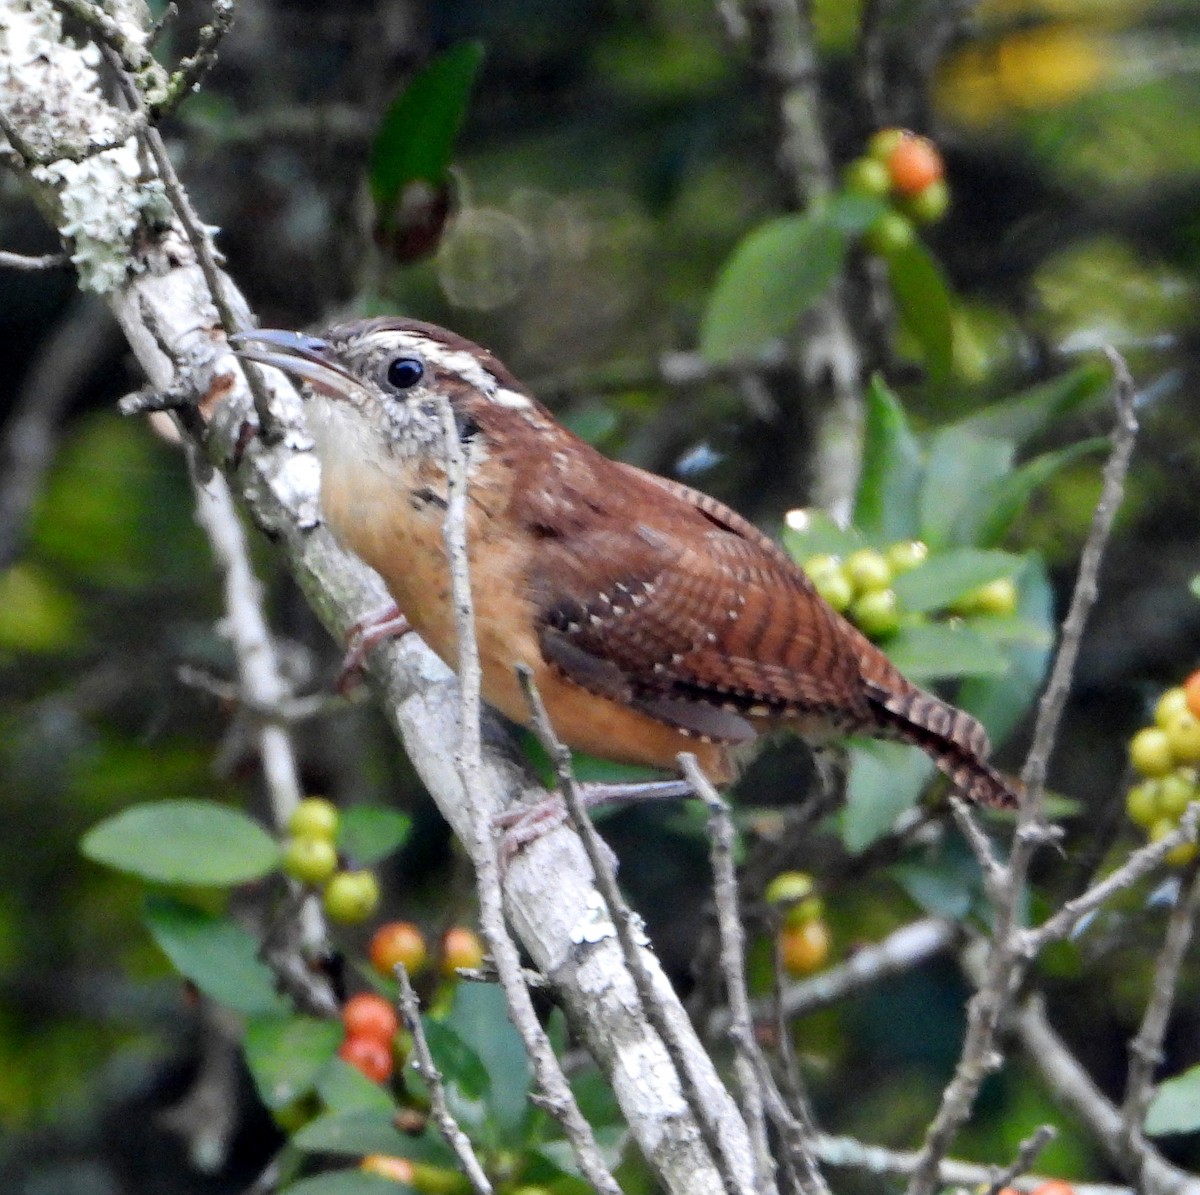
229 329 358 399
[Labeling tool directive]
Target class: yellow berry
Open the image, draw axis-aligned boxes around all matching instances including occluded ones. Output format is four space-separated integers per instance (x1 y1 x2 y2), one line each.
954 577 1018 617
900 177 950 225
1164 712 1200 765
812 569 854 613
323 870 381 924
282 836 339 887
1154 687 1190 728
801 553 842 582
885 540 929 574
851 589 900 638
844 549 892 594
867 127 908 163
844 157 892 198
1166 841 1198 867
764 871 824 927
1158 770 1197 820
289 797 339 841
1129 727 1174 778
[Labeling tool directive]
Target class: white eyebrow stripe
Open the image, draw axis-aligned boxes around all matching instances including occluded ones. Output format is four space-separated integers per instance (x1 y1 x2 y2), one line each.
404 335 532 410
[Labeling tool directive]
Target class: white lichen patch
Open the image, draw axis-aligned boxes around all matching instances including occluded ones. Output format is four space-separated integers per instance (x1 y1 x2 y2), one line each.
0 0 174 292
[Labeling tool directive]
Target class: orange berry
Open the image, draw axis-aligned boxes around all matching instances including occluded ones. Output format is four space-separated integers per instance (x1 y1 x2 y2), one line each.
339 1033 394 1083
1030 1182 1078 1195
779 919 831 977
343 992 400 1043
441 927 486 977
361 1154 415 1182
1186 671 1200 720
369 921 429 978
886 134 944 197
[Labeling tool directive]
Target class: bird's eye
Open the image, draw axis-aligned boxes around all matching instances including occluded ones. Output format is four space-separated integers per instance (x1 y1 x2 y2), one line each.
386 356 424 390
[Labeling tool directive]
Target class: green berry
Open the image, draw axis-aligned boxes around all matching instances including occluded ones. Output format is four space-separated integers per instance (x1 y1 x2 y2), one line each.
282 836 339 886
801 554 842 582
844 549 892 595
1158 770 1197 819
289 797 339 841
901 177 950 225
867 128 908 164
812 568 854 613
765 871 823 927
1126 779 1162 829
851 588 900 638
1164 712 1200 765
843 157 891 198
1130 727 1174 778
863 212 915 256
323 870 381 924
885 540 929 574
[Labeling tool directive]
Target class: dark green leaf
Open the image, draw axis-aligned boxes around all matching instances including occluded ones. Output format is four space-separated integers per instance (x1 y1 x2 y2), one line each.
369 42 484 210
421 1017 490 1103
316 1058 396 1114
885 238 954 383
824 192 889 234
891 549 1024 613
781 510 863 563
337 806 412 866
244 1015 342 1109
854 375 923 541
1146 1065 1200 1135
700 212 847 364
294 1112 450 1162
969 438 1108 548
81 799 280 885
143 896 285 1017
959 558 1054 746
954 363 1108 448
960 615 1052 648
840 740 933 853
883 623 1010 681
919 429 1013 549
282 1173 413 1195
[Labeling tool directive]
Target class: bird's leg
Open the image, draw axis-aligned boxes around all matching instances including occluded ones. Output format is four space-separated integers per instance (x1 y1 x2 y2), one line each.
495 777 697 863
336 601 412 694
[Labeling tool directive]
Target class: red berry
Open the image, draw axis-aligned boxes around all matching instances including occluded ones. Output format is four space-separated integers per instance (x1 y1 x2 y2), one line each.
369 921 429 978
1029 1183 1078 1195
338 1033 394 1083
343 992 399 1043
886 134 944 197
1185 671 1200 720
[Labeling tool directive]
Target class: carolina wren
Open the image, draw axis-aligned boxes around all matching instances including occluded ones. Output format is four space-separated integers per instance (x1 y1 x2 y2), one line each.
231 319 1017 809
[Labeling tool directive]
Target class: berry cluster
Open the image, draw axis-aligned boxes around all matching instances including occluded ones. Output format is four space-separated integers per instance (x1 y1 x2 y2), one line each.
801 540 1017 642
1125 671 1200 866
281 797 381 924
844 129 949 255
765 871 831 978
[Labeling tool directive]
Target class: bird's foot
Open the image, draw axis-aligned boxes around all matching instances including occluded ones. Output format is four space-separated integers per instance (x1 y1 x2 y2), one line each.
336 602 412 694
495 777 697 865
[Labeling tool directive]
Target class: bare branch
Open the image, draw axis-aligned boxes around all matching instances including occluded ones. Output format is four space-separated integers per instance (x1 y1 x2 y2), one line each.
394 965 493 1194
151 0 236 118
0 249 70 269
1119 859 1200 1163
983 1125 1058 1195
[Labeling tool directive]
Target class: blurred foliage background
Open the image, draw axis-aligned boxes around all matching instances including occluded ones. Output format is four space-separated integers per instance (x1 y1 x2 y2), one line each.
4 0 1200 1190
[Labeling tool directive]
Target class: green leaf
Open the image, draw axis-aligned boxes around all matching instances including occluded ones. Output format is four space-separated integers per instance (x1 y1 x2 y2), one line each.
370 42 484 210
824 192 889 234
700 212 847 364
781 510 863 563
421 1016 490 1104
294 1112 450 1162
969 438 1108 548
143 896 285 1017
919 428 1013 549
883 623 1010 681
885 238 954 384
840 740 932 853
282 1174 412 1195
81 799 281 885
337 807 412 866
444 979 532 1140
954 363 1108 448
244 1015 342 1109
890 549 1025 613
959 558 1055 746
1146 1065 1200 1135
316 1058 397 1114
854 375 923 541
960 615 1053 649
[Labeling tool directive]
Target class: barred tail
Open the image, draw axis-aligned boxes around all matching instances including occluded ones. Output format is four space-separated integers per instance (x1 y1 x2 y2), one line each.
865 682 1021 810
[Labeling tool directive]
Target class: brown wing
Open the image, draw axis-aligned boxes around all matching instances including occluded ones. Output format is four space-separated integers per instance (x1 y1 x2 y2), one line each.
519 461 872 742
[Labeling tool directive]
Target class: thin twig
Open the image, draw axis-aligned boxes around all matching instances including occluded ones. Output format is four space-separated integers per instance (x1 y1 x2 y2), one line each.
151 0 236 118
0 250 70 270
1119 857 1200 1163
394 964 494 1194
683 754 822 1195
435 402 623 1195
906 351 1141 1195
983 1125 1058 1195
515 672 756 1195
